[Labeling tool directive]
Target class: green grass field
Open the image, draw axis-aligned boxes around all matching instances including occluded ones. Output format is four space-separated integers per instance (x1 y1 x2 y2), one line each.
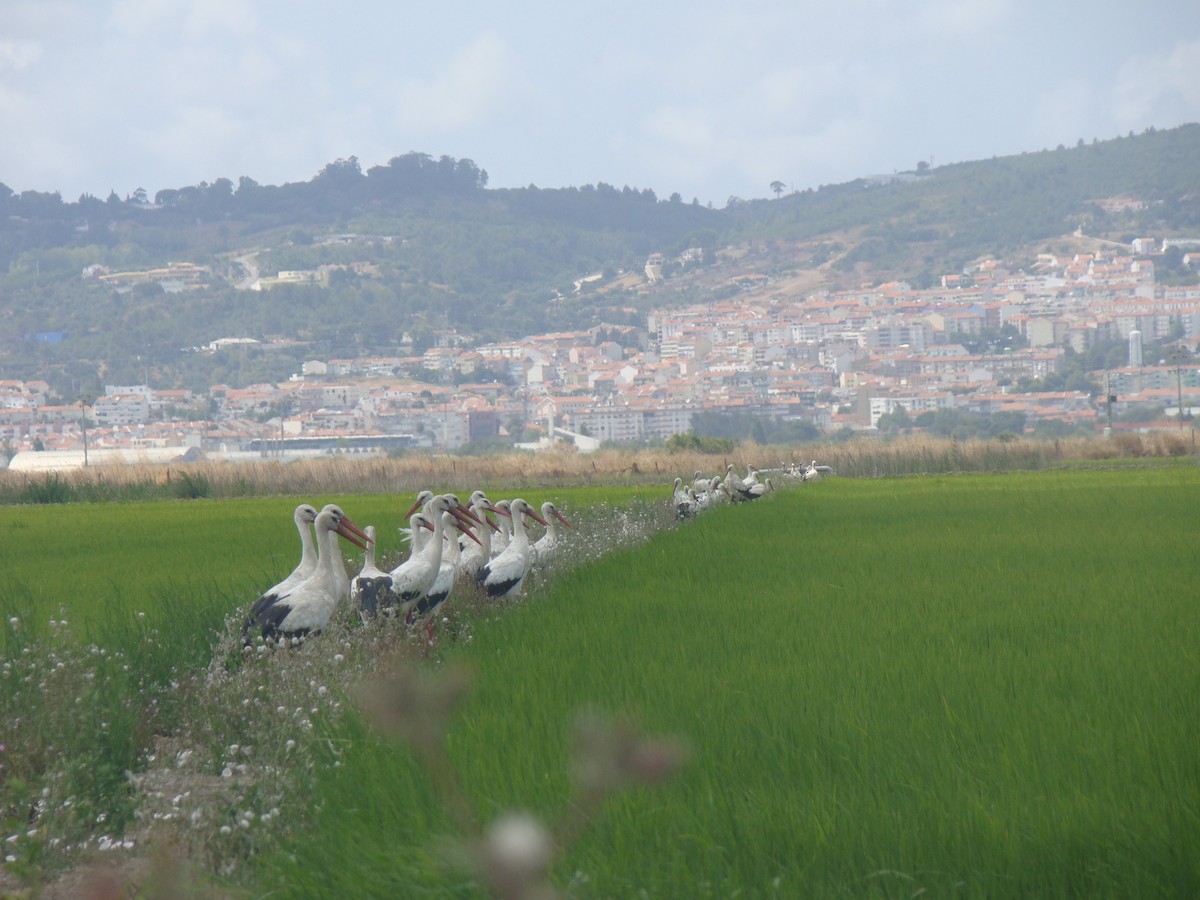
2 470 1198 896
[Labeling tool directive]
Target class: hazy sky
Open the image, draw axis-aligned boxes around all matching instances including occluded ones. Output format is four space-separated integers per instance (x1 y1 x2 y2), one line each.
3 0 1199 207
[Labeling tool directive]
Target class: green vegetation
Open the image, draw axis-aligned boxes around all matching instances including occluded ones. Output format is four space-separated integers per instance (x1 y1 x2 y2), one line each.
1 470 1196 895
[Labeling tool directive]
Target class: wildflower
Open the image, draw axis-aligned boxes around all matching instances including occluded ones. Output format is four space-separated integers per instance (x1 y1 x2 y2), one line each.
353 660 473 756
478 811 555 900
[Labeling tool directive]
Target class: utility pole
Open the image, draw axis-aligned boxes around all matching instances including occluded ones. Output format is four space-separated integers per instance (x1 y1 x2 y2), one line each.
79 396 91 466
1104 371 1114 438
1167 345 1189 430
1177 365 1185 430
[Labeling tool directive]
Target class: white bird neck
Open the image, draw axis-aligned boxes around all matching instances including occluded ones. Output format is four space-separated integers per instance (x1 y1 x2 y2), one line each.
441 512 462 563
314 517 345 591
297 515 318 571
510 509 531 544
421 509 446 567
363 527 377 569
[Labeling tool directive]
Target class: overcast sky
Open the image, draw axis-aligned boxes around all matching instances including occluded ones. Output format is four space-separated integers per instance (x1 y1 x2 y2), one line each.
2 0 1199 207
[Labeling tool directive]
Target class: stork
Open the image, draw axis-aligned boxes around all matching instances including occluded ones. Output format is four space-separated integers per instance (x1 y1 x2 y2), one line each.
674 478 699 519
478 498 548 599
803 460 835 482
409 508 477 622
723 463 754 501
243 505 370 646
457 494 504 578
385 495 470 613
744 477 774 499
724 463 748 494
351 525 392 616
382 511 442 612
529 500 572 565
264 503 319 599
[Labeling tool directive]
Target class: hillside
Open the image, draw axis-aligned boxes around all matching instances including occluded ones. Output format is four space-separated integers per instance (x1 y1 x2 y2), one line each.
1 125 1198 398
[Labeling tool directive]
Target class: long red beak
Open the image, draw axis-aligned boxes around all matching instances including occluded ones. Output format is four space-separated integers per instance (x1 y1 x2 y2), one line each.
524 507 549 527
451 502 484 528
336 514 371 550
456 523 483 546
553 508 572 528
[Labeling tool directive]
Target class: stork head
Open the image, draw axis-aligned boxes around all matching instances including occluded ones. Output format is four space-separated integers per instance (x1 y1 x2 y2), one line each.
542 500 572 528
403 490 435 519
317 505 370 550
510 498 549 526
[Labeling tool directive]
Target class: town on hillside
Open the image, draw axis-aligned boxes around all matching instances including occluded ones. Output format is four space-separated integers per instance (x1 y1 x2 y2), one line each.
3 239 1200 470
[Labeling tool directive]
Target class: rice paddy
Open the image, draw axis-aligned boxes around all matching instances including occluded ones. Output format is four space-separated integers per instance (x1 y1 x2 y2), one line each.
1 467 1198 897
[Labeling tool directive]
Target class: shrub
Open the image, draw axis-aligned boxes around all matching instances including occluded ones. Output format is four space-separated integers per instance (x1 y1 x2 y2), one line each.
169 470 211 500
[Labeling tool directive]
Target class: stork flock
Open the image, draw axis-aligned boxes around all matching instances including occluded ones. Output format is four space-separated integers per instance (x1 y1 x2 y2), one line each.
673 459 834 518
241 491 572 648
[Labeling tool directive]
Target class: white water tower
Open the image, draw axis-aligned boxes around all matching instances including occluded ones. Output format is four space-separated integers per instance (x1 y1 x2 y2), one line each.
1129 330 1143 367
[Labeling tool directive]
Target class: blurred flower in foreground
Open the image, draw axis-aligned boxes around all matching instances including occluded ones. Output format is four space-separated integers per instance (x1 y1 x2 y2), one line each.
355 659 688 900
353 659 473 757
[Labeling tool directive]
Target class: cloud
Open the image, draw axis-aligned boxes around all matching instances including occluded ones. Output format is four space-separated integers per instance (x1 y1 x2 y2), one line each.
383 32 532 132
911 0 1014 42
0 40 43 72
108 0 258 39
1111 38 1200 130
1027 78 1105 148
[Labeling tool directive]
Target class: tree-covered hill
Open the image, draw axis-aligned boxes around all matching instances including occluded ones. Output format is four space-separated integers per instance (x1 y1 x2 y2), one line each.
1 125 1197 397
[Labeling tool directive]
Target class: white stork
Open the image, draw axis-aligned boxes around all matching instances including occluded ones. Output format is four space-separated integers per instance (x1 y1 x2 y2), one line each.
744 477 774 499
386 495 463 612
243 505 370 646
723 463 756 501
529 500 572 565
673 478 699 519
803 460 835 482
409 508 480 622
380 513 437 611
264 503 319 599
457 495 503 578
350 525 391 614
478 498 548 600
724 463 748 494
672 477 689 504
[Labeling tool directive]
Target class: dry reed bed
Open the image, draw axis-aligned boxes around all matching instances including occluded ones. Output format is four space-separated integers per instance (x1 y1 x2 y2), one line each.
0 433 1196 503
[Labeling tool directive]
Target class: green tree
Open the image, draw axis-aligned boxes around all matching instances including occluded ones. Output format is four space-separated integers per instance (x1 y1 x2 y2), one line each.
876 405 913 435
